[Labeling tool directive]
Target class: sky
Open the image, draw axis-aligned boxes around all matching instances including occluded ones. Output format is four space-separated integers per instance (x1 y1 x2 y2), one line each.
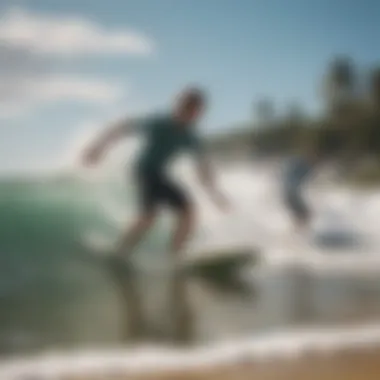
0 0 379 174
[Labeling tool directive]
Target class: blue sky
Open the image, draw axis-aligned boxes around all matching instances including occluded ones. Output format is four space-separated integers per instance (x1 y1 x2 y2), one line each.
0 0 379 173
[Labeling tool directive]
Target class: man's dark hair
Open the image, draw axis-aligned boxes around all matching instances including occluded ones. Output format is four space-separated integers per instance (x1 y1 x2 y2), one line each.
182 87 207 107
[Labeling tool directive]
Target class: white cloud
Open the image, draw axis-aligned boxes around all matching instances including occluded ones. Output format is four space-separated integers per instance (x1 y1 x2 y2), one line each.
0 7 152 119
0 75 125 119
25 75 123 103
0 101 32 119
0 7 155 57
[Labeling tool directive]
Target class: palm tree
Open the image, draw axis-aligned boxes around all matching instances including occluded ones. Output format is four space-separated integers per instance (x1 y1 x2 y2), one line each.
254 98 275 127
366 67 380 155
285 102 305 124
370 67 380 108
323 56 356 119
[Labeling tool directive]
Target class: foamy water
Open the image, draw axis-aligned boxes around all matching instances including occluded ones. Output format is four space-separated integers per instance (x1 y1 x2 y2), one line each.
177 160 380 265
3 324 380 379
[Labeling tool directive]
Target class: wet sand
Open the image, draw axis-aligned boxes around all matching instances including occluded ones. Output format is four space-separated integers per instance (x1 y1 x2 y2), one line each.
64 347 380 380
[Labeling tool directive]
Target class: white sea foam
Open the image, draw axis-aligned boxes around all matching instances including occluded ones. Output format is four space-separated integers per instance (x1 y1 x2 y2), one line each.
82 160 380 273
3 324 380 379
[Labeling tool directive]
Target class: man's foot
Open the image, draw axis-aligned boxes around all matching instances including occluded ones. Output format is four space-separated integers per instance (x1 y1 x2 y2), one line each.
106 255 135 277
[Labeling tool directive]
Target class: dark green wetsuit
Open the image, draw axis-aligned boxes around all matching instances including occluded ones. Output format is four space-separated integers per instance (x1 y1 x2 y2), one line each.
132 113 203 211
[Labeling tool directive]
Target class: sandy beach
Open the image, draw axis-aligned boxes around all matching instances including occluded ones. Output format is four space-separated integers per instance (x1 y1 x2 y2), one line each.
62 347 380 380
2 324 380 380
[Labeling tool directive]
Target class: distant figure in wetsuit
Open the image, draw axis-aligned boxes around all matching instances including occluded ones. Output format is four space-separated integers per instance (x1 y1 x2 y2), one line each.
282 143 320 234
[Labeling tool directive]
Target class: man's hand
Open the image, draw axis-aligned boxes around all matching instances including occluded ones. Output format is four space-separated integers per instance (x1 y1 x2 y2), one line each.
82 145 103 167
81 120 132 168
196 156 231 212
213 191 231 212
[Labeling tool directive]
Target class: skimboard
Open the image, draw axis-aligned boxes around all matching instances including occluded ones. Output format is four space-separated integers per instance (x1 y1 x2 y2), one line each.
180 246 261 278
81 232 261 278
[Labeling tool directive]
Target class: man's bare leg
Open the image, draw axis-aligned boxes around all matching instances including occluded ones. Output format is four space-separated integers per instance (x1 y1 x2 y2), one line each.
295 217 309 235
115 211 157 259
170 206 195 260
292 213 312 250
107 211 156 341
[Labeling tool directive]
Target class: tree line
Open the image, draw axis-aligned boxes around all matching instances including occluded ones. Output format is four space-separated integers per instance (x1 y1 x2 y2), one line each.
210 56 380 182
255 57 380 156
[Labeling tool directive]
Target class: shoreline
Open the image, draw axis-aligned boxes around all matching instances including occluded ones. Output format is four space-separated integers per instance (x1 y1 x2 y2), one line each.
64 348 380 379
3 323 380 379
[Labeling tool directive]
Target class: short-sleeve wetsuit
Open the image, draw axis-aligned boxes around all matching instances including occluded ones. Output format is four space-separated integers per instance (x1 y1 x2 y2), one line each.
131 113 203 212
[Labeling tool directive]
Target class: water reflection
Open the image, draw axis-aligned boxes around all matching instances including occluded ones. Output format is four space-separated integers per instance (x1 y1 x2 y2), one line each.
2 257 380 354
167 272 194 344
106 257 145 342
106 257 253 345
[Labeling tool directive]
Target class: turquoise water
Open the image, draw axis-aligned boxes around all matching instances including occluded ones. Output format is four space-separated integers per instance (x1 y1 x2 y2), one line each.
0 177 169 353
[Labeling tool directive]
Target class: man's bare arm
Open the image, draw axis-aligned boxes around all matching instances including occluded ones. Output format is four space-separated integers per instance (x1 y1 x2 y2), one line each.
196 155 229 211
82 118 136 166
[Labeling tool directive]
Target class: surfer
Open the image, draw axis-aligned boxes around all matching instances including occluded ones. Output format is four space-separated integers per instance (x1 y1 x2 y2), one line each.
282 141 321 235
82 87 230 262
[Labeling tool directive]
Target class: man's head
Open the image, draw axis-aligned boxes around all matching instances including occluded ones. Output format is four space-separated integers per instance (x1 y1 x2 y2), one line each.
175 87 206 124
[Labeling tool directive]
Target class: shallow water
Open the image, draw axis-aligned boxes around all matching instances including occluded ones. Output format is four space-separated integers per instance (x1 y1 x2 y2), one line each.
3 261 380 355
1 162 380 355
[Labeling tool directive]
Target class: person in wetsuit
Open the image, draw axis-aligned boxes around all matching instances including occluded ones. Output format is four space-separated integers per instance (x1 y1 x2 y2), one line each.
282 143 320 234
82 87 230 262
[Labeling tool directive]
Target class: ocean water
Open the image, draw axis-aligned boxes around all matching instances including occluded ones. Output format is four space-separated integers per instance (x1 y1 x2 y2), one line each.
1 161 380 356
